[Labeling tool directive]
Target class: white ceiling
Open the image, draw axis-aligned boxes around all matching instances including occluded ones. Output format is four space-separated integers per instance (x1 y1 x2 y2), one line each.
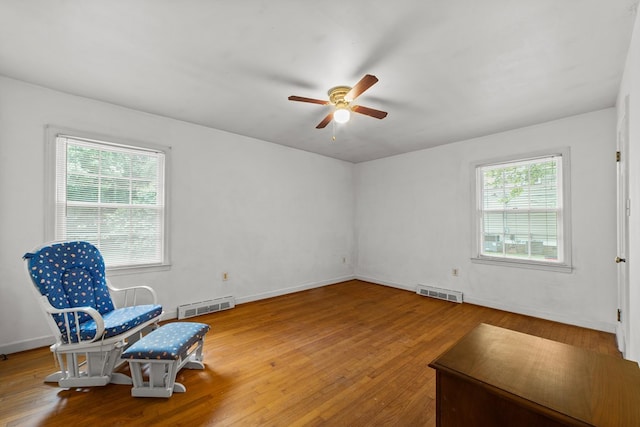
0 1 637 163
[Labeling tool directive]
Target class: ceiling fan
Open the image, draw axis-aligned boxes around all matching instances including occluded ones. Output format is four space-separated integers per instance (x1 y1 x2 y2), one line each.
288 74 388 129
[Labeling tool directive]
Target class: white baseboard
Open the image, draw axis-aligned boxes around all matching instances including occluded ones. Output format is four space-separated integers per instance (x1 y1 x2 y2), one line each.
0 335 55 356
235 275 356 305
464 295 616 334
355 275 415 293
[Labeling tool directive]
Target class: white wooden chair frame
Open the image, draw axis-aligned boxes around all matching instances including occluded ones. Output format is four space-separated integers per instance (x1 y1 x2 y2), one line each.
35 281 162 387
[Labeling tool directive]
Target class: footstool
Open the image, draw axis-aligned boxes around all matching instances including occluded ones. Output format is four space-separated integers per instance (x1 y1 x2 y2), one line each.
121 322 210 398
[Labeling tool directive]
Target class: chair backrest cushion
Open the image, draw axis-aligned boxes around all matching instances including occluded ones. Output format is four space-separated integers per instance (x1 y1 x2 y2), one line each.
24 241 115 325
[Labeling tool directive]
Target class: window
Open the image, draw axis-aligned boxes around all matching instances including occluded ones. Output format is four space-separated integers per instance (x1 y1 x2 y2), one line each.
472 150 571 272
47 129 169 270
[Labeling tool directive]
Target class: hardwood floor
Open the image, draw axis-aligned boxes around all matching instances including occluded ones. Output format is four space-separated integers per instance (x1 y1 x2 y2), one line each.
0 280 620 426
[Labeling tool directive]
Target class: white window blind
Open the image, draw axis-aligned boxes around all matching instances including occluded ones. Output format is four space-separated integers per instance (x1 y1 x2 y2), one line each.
54 135 166 268
475 154 569 268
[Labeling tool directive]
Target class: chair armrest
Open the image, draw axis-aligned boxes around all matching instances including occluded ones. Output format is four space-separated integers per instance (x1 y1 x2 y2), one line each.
107 279 158 307
39 295 106 344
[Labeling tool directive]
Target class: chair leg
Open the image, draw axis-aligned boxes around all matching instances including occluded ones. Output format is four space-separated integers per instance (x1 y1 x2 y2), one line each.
128 361 145 386
148 363 168 388
53 346 126 388
68 353 80 378
43 351 68 383
129 361 175 398
99 343 125 377
183 338 206 369
44 371 65 383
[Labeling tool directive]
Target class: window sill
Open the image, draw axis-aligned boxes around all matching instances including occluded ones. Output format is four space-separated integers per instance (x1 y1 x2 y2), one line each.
106 263 171 276
471 256 572 273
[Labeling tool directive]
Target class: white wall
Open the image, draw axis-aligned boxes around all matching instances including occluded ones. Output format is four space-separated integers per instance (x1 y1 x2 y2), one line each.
0 74 623 355
617 8 640 362
0 76 355 354
355 109 618 332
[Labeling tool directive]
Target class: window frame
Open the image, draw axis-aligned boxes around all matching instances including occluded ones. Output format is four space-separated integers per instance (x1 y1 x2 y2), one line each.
45 125 171 274
470 148 572 273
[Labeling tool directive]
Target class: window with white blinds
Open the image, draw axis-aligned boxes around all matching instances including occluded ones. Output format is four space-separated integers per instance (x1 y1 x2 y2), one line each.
52 134 167 269
473 151 571 271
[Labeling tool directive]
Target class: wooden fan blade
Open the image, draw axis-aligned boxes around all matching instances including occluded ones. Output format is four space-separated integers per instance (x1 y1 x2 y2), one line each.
352 105 388 119
316 112 333 128
345 74 378 101
288 95 330 105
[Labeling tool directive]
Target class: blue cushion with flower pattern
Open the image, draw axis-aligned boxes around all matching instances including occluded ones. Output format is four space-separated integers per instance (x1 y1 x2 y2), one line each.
122 322 210 360
23 241 162 343
73 304 164 342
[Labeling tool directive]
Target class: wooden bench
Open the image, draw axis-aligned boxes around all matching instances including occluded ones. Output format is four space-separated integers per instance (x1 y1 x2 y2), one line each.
121 322 210 398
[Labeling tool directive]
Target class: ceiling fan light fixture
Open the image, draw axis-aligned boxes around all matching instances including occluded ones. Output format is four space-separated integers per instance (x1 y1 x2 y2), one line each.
334 105 350 124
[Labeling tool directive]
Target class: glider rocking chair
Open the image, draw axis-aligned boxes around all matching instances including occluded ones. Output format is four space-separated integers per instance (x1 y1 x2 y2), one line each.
23 241 163 387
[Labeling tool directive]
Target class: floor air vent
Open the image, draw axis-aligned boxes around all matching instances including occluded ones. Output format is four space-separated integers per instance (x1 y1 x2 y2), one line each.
177 296 235 319
416 285 463 303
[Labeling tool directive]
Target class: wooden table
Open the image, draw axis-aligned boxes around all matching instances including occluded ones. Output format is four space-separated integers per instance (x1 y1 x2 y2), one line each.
429 323 640 426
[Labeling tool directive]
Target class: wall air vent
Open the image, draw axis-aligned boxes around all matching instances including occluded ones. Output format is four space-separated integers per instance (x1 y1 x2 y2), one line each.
177 296 235 319
416 285 463 304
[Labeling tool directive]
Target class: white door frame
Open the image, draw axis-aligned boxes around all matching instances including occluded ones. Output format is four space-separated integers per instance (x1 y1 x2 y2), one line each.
616 95 631 356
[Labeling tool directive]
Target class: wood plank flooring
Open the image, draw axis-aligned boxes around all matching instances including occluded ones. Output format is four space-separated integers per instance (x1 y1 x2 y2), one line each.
0 280 621 426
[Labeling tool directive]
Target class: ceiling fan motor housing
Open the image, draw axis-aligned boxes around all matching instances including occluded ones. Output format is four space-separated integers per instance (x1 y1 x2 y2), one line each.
328 86 351 104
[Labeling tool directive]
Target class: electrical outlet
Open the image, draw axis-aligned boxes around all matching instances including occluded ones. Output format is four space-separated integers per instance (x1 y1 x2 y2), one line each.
452 268 459 277
222 272 229 281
